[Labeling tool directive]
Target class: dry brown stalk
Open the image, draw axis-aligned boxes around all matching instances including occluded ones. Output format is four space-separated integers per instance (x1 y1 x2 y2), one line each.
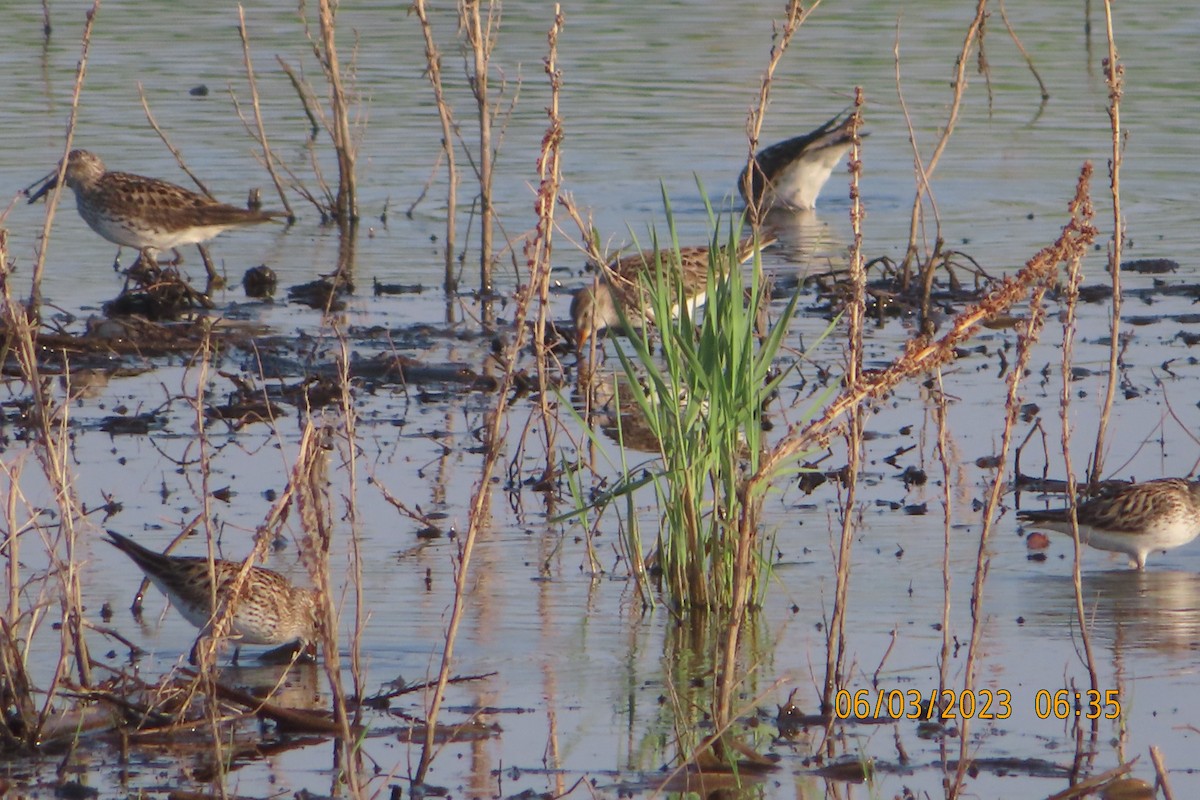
947 166 1097 800
1150 745 1177 800
413 7 564 786
819 95 867 726
892 21 940 295
897 0 986 292
137 82 215 200
7 297 93 718
1053 193 1100 699
1089 0 1124 485
236 6 296 221
412 0 461 293
28 0 100 319
933 369 953 700
295 0 358 223
951 259 1049 798
295 419 365 794
997 0 1050 100
460 0 499 298
319 0 357 222
741 0 820 227
525 5 566 486
275 55 321 140
755 163 1097 489
184 328 237 799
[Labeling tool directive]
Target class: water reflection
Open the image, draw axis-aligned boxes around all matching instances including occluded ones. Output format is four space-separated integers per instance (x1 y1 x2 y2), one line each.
763 208 850 276
219 660 322 711
1025 569 1200 655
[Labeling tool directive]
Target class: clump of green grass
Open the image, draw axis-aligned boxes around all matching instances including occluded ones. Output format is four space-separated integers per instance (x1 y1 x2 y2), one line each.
573 191 822 612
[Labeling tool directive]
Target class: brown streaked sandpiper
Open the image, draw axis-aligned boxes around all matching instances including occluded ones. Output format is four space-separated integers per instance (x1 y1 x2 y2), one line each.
105 530 319 663
27 149 283 284
1017 477 1200 569
570 234 776 352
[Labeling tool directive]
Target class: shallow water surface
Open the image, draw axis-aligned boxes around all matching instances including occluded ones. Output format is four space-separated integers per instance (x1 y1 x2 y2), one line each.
4 1 1200 798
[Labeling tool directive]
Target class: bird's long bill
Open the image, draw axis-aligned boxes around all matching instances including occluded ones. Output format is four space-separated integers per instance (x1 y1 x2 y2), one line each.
25 168 60 204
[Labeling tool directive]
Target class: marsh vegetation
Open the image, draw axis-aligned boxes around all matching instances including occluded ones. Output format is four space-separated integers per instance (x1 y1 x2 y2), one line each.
2 2 1198 799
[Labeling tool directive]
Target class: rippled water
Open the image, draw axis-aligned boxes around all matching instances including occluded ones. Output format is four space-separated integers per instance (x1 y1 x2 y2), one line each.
4 1 1200 797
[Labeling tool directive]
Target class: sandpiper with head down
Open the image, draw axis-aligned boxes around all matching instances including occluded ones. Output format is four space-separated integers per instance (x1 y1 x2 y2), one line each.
570 234 776 352
739 113 864 212
27 149 283 285
105 530 320 663
1017 477 1200 570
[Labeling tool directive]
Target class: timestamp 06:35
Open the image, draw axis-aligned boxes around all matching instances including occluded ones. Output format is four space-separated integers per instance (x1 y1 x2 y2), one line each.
1033 689 1121 720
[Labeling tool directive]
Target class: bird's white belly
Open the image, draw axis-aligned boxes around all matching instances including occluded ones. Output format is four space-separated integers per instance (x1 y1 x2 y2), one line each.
79 201 227 251
768 149 848 210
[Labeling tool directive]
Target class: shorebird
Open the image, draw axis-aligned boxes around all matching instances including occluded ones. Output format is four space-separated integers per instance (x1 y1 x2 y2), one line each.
739 114 864 211
1017 478 1200 569
570 235 776 351
105 530 320 663
27 149 282 284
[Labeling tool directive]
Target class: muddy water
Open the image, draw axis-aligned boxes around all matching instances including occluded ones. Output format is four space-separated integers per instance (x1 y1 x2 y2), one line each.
4 1 1200 798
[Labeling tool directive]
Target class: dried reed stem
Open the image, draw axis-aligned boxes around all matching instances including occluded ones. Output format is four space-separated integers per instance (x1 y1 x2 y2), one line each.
295 418 365 796
951 269 1047 797
898 0 986 283
460 0 498 297
947 173 1098 797
413 8 561 785
275 55 321 140
1053 201 1100 696
28 1 100 320
237 6 296 220
317 0 357 222
1150 745 1177 800
820 95 867 723
186 329 237 797
412 0 460 293
892 21 940 293
7 288 93 725
997 0 1050 100
933 370 953 699
137 82 214 199
741 0 819 227
756 165 1097 486
525 6 566 484
331 329 367 724
1090 0 1123 484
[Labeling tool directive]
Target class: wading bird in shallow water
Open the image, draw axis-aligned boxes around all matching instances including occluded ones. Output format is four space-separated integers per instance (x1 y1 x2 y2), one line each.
739 113 865 211
569 235 776 352
105 530 320 664
27 149 284 285
1017 478 1200 569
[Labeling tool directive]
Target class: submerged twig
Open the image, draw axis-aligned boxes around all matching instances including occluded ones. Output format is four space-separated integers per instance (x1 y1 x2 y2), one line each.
137 82 214 200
